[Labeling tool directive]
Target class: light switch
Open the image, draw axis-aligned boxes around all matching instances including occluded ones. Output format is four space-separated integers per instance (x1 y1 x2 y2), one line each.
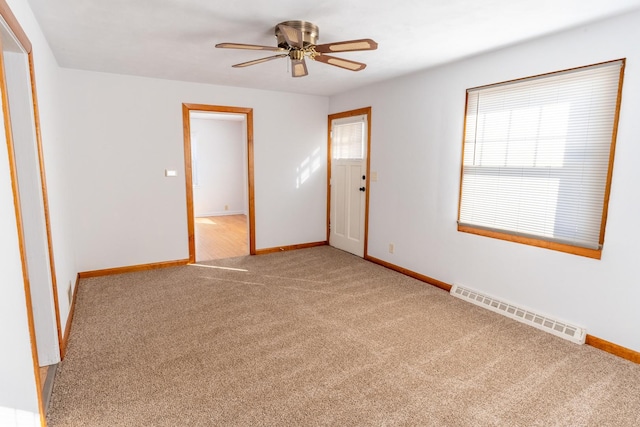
165 169 177 177
371 171 378 182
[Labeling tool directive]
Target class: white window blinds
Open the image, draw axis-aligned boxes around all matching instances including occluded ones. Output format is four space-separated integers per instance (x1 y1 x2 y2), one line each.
332 115 366 160
459 60 624 251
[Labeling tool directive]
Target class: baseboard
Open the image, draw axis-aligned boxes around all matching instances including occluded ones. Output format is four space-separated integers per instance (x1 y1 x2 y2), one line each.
365 255 452 292
78 258 190 279
64 259 189 357
586 335 640 364
365 255 640 364
60 274 79 359
255 241 327 255
68 251 640 366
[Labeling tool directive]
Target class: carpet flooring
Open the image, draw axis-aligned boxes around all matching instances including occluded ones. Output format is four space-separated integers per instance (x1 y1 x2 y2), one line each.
47 246 640 426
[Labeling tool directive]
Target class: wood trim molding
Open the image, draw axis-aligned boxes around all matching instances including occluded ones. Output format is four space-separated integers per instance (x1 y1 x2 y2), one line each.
255 241 327 255
586 335 640 365
67 258 189 355
182 103 256 262
365 256 640 365
78 259 189 279
458 225 602 260
363 108 372 259
60 274 80 360
598 59 626 245
29 53 63 356
326 118 331 244
0 0 32 53
0 12 45 425
467 58 625 92
365 255 453 292
182 104 195 263
246 109 256 255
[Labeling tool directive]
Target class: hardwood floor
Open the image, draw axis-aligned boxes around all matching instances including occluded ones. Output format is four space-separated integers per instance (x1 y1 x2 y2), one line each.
195 214 248 262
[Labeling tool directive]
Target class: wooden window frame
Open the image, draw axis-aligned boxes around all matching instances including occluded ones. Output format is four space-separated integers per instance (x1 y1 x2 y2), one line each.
457 59 626 260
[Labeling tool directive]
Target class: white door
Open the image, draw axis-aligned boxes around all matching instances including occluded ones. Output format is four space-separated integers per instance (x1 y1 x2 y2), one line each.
329 114 367 257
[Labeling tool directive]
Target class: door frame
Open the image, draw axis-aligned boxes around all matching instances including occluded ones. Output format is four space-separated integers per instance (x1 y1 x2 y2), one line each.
327 107 372 258
182 103 256 262
0 0 61 422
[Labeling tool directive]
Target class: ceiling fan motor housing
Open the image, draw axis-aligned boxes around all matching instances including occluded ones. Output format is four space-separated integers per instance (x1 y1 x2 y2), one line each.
275 20 319 48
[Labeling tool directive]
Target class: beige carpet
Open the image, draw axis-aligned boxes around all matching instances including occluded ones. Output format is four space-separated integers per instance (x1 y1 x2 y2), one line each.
48 246 640 426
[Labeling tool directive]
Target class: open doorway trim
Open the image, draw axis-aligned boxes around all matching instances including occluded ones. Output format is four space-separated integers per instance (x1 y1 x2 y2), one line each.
182 103 256 263
326 106 372 258
29 55 63 356
0 0 60 423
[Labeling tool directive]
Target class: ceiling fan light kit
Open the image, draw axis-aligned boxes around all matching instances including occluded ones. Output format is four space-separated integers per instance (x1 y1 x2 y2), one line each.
215 20 378 77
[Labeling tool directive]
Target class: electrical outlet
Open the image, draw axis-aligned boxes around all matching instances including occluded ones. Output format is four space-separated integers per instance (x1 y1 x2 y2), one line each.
67 280 73 304
389 243 394 254
224 205 229 211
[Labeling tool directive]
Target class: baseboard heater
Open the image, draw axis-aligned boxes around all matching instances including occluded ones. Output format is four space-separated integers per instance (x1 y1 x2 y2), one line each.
450 284 586 345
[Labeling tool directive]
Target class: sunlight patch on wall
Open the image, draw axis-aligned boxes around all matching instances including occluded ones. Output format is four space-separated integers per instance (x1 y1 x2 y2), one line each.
296 147 321 189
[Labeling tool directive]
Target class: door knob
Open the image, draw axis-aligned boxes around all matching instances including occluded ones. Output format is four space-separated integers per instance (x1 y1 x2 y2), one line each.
359 187 366 192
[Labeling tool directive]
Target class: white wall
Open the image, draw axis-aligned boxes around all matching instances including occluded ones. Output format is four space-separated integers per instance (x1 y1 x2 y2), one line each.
58 69 328 271
191 117 247 217
330 10 640 352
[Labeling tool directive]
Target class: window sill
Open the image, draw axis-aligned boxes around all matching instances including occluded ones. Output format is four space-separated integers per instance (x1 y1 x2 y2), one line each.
457 224 602 260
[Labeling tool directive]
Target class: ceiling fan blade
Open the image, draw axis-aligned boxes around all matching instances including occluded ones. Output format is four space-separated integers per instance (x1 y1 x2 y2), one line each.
313 54 367 71
232 54 288 68
314 39 378 53
216 42 283 52
291 58 308 78
277 24 304 49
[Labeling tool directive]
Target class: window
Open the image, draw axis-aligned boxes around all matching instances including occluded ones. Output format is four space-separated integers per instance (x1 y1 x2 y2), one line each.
458 59 624 259
332 115 366 160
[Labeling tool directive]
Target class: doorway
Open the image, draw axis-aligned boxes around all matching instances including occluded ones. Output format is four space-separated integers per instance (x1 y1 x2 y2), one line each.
327 107 372 257
0 3 61 421
182 104 256 263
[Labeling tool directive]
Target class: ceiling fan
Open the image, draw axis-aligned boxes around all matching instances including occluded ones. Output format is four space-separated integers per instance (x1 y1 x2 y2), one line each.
215 20 378 78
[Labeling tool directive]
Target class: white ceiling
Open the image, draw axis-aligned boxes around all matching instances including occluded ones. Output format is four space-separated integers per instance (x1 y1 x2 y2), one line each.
26 0 640 97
